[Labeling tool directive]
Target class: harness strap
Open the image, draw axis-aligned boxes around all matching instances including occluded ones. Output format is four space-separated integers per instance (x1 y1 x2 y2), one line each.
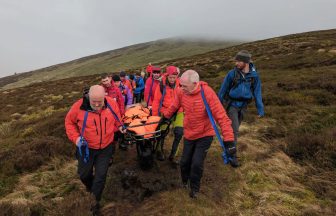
106 102 126 129
200 86 233 164
146 78 155 106
158 85 166 116
79 111 90 163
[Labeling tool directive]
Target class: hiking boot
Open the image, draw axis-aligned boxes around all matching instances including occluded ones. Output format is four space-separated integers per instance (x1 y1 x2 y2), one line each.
119 143 128 151
91 202 100 216
229 156 240 168
85 185 91 193
108 157 113 167
182 182 188 189
189 190 198 199
168 156 179 168
156 151 165 161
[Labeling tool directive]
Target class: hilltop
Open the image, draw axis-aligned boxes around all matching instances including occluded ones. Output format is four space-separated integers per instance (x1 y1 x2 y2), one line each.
0 38 242 90
0 29 335 215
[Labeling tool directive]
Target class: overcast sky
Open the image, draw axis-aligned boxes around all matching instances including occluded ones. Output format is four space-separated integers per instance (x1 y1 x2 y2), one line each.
0 0 335 78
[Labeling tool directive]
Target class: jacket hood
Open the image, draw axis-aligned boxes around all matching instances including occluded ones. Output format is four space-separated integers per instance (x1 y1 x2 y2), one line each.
161 76 179 89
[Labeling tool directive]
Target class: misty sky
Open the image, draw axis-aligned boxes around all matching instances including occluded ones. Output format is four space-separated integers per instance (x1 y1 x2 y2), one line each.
0 0 335 78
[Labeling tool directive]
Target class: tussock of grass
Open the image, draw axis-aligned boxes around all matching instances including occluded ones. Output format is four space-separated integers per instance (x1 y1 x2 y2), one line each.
0 122 12 138
43 94 64 101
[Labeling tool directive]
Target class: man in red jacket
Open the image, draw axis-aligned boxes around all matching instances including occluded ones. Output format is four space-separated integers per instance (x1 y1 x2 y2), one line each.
120 71 134 94
65 85 124 214
146 62 153 76
162 70 235 199
152 66 184 163
101 73 125 115
144 66 162 107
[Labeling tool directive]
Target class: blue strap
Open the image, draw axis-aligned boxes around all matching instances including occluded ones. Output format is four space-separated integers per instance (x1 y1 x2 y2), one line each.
200 86 231 164
106 102 126 129
146 78 155 106
158 85 166 116
79 111 90 163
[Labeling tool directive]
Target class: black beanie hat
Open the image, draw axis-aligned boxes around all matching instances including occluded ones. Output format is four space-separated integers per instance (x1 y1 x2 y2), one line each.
235 50 252 63
112 75 121 82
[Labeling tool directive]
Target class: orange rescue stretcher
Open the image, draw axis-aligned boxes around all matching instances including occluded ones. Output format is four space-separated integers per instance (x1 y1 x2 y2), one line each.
121 104 171 169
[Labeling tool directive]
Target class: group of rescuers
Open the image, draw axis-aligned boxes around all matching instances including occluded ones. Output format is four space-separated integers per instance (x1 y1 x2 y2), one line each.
65 50 264 213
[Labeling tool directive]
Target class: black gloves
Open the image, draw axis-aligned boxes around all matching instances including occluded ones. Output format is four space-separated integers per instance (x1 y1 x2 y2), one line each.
159 115 170 126
224 141 236 155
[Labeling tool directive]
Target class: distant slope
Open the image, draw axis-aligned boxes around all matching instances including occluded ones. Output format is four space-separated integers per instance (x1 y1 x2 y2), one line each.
158 29 336 79
0 38 242 90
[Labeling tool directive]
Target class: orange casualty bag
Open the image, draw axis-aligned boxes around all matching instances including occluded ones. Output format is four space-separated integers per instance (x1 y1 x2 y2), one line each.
123 104 160 138
123 104 150 124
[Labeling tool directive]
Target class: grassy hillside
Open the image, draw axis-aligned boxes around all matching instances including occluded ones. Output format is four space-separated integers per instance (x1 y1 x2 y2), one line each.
0 29 335 215
0 38 242 90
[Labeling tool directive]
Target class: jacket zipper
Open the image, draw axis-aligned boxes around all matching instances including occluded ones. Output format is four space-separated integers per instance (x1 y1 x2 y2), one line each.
99 113 102 149
105 118 107 135
94 119 98 135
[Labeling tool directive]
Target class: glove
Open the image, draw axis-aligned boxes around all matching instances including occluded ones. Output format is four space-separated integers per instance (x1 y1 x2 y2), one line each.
76 136 89 163
159 115 169 126
224 141 236 155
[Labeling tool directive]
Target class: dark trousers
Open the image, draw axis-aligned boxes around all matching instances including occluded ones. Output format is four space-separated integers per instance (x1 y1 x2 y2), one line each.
77 144 114 201
180 136 213 192
227 106 247 143
141 90 144 101
170 127 183 157
134 93 142 103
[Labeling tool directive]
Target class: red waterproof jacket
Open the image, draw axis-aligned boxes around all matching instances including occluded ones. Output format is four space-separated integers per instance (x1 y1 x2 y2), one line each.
103 82 125 115
163 82 234 141
65 97 122 149
152 77 183 116
144 77 160 106
146 65 153 75
122 79 133 94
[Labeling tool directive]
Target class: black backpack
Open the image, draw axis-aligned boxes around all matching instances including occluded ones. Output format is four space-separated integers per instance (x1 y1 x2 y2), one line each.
230 69 255 92
224 69 255 109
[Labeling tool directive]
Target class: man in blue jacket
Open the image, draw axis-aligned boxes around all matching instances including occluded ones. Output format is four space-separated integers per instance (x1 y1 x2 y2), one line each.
218 50 264 167
134 72 145 103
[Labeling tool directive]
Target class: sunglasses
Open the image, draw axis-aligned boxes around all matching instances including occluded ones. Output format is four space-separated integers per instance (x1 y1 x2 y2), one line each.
152 71 161 74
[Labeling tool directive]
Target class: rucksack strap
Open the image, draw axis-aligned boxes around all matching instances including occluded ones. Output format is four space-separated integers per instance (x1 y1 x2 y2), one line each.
120 85 128 106
81 111 89 136
158 83 166 116
79 111 90 163
146 78 155 106
106 102 126 129
200 86 233 165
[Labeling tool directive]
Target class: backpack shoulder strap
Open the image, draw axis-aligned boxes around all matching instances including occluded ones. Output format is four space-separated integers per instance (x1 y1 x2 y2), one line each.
158 81 166 116
230 69 241 90
200 86 231 164
146 78 155 105
79 111 90 163
160 80 164 94
106 102 125 129
81 111 89 138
